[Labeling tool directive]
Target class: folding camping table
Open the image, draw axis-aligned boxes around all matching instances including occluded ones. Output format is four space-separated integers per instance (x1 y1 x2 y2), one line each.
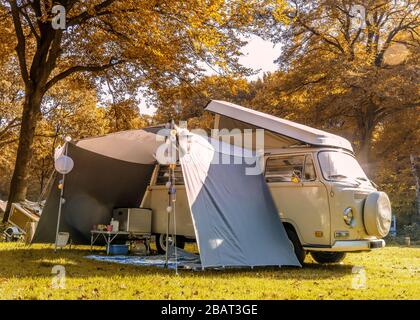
90 230 151 255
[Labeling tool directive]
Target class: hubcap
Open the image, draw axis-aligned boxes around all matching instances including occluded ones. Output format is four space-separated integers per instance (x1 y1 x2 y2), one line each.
159 234 174 251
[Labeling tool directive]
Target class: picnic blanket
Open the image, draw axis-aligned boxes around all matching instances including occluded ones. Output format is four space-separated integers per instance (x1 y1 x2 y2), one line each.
85 247 202 270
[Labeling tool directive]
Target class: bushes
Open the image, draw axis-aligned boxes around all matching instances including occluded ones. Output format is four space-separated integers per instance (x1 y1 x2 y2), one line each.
385 223 420 245
402 223 420 241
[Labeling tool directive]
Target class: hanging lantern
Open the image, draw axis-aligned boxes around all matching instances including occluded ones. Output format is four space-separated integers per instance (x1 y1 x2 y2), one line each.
55 155 74 174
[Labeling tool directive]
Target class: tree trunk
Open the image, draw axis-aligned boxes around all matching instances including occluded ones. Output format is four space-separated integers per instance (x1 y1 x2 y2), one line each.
358 134 372 173
410 154 420 217
356 112 375 175
3 90 42 222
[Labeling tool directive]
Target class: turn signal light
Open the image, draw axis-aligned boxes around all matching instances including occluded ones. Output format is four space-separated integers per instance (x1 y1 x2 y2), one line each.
335 231 350 238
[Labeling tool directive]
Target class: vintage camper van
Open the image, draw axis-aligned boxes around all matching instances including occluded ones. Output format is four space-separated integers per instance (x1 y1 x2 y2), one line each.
141 101 392 264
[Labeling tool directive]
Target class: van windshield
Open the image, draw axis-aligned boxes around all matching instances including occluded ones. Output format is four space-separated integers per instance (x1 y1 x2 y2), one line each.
318 151 369 184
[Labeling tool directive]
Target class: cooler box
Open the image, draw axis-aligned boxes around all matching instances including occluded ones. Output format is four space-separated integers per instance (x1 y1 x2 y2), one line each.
109 244 129 255
112 208 152 233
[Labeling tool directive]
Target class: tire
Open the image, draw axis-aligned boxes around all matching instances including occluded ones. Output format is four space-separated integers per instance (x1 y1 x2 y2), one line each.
284 226 306 265
310 251 346 264
155 234 186 254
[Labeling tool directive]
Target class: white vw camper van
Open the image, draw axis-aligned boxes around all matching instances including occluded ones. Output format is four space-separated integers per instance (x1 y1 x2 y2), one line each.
141 101 392 264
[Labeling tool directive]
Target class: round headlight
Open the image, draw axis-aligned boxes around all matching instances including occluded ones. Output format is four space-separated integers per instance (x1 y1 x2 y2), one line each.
343 207 354 226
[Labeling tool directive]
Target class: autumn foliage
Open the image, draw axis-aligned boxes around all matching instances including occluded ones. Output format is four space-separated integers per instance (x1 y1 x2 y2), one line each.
0 1 418 226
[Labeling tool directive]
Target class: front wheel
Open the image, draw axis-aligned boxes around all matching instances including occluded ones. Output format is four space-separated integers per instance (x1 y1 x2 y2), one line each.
155 233 186 254
284 227 306 265
310 251 346 264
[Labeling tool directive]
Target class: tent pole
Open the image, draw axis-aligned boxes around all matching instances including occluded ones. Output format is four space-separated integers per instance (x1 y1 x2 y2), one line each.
172 164 178 275
171 122 179 274
165 121 178 270
165 122 174 268
54 142 68 253
165 181 170 267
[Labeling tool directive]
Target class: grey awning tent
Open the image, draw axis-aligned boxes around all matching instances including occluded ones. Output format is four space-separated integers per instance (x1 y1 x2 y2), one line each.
32 128 164 244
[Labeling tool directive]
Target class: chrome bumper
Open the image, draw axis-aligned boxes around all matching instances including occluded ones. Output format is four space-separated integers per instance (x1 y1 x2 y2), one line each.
303 239 385 252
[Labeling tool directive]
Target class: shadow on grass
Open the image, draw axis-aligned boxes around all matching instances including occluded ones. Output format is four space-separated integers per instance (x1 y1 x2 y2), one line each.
0 245 353 280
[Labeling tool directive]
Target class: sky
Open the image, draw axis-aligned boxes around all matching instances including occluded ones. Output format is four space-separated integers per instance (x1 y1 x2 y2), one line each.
239 35 280 80
139 35 280 116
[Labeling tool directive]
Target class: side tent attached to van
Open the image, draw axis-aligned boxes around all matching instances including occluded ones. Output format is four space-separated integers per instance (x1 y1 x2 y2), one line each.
178 131 300 267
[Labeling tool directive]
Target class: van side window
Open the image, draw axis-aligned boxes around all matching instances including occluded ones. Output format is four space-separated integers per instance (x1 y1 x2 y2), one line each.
156 165 185 185
265 155 305 183
304 155 316 181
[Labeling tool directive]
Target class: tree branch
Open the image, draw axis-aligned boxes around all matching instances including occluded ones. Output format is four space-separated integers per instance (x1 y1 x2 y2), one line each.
44 30 64 76
0 117 21 139
0 138 19 149
295 16 345 54
67 0 117 27
375 101 420 120
283 75 328 96
44 59 124 92
375 5 419 66
20 6 40 41
9 0 30 87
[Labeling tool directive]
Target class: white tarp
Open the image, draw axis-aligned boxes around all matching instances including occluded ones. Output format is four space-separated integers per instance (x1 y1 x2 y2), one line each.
178 132 301 268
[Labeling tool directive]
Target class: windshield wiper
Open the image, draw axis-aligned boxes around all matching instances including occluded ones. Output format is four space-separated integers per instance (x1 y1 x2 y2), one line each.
356 176 377 187
328 174 361 186
328 174 348 179
370 179 378 188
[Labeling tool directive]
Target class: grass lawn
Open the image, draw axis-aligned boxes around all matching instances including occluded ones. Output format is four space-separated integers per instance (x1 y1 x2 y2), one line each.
0 242 418 300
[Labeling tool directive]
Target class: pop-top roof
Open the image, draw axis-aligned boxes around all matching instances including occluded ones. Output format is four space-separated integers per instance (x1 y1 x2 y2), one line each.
205 100 353 152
